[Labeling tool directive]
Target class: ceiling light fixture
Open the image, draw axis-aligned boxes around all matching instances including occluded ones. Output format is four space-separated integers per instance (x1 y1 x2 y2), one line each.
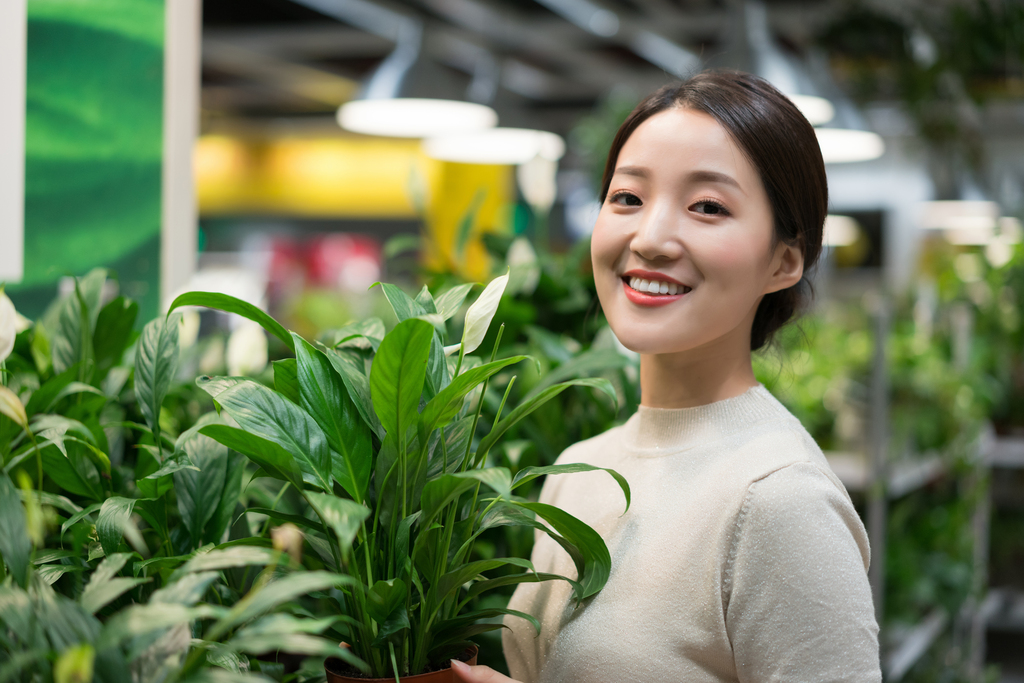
424 128 565 165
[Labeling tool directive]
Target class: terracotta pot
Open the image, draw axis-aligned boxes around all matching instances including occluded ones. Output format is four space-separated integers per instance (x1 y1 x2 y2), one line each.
324 646 478 683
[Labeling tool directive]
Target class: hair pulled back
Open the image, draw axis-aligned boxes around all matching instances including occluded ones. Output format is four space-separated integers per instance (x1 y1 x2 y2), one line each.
600 70 827 351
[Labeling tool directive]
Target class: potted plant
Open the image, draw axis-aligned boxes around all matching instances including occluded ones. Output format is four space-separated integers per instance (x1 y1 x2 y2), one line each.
167 273 630 682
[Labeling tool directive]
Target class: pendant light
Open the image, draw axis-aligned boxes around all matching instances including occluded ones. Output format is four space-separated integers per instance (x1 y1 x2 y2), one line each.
293 0 498 138
715 0 885 163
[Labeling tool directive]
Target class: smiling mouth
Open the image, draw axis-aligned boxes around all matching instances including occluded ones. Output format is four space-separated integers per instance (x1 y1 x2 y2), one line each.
622 276 692 296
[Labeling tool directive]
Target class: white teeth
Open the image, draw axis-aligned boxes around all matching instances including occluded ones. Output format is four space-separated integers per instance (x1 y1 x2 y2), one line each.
628 277 687 296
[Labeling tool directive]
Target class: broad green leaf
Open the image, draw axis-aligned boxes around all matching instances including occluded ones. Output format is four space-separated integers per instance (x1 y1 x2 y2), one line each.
365 578 406 625
306 492 369 550
525 349 630 399
96 497 137 557
293 334 371 502
460 271 508 355
0 387 26 430
81 553 150 614
99 603 224 651
452 468 513 501
272 358 300 405
196 377 332 493
199 424 302 489
0 472 31 586
180 670 275 683
420 356 527 436
466 571 581 601
176 414 229 548
24 363 78 415
369 318 433 442
150 570 219 605
431 607 539 648
134 314 181 439
434 283 476 322
512 464 630 511
245 508 321 532
60 502 101 538
48 382 106 409
51 270 104 376
213 571 354 632
41 442 103 501
171 546 280 579
518 501 612 601
370 604 410 648
476 378 617 460
93 297 138 380
326 318 385 351
144 450 199 479
168 292 294 352
423 333 451 401
322 346 383 438
417 475 477 530
415 285 437 313
434 557 533 602
208 453 244 546
375 282 427 323
225 632 354 659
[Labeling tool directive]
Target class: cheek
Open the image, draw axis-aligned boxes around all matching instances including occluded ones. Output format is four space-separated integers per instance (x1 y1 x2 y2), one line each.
698 233 773 288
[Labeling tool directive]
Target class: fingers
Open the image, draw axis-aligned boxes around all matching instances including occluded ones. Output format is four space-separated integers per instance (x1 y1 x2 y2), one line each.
449 660 521 683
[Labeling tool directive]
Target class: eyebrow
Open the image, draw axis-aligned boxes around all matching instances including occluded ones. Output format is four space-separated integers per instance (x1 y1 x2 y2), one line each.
614 165 742 191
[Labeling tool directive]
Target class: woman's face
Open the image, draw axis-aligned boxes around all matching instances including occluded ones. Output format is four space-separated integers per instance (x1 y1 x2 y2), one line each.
591 107 801 356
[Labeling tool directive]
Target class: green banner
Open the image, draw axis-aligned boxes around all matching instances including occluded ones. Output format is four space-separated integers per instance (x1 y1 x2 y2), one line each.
10 0 165 321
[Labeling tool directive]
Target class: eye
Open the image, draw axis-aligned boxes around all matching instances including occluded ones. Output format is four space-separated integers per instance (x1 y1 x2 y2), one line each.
609 191 642 207
691 199 729 216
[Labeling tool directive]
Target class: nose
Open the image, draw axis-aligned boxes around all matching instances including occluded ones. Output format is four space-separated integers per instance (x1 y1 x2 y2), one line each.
629 199 685 263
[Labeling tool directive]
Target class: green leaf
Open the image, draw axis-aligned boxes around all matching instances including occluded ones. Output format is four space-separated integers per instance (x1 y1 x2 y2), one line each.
431 608 538 649
293 334 372 502
417 475 477 530
415 285 437 314
326 318 384 351
433 283 476 322
81 553 150 614
96 497 137 557
54 644 95 683
171 546 280 579
168 292 294 352
460 271 508 355
24 362 78 415
306 492 369 550
465 571 581 601
208 453 244 547
454 190 484 259
199 424 303 489
245 508 321 532
41 442 103 501
272 358 301 405
99 603 224 651
512 463 630 511
0 472 31 586
93 296 138 380
365 578 406 625
476 378 617 461
176 415 229 548
322 346 383 438
60 502 101 539
197 377 333 493
180 670 275 683
144 450 199 479
51 271 103 376
525 349 630 399
517 501 612 601
151 570 220 605
213 572 354 632
434 557 533 602
369 318 433 442
375 282 427 323
134 314 181 438
420 356 527 436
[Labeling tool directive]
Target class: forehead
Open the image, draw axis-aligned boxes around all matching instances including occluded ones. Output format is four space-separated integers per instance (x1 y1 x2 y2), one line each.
616 107 757 184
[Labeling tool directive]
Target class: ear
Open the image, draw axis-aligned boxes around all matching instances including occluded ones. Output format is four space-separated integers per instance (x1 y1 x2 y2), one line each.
763 241 804 295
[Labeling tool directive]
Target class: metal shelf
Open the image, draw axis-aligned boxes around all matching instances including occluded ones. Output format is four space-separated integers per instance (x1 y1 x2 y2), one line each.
824 451 946 498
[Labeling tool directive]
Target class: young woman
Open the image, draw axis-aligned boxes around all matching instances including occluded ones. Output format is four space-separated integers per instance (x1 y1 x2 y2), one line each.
452 71 881 682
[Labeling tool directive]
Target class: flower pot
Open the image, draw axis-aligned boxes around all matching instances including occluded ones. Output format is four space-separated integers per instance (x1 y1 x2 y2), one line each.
324 646 478 683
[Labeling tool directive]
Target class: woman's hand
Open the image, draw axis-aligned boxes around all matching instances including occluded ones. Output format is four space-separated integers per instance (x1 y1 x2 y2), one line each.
449 659 522 683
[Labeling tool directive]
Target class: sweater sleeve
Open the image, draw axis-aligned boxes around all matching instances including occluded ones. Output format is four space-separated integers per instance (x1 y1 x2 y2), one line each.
725 462 881 683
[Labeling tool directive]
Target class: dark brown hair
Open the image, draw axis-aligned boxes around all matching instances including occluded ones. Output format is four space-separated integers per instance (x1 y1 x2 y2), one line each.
600 70 827 351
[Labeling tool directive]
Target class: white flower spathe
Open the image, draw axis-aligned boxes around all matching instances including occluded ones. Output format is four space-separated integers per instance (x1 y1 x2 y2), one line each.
227 320 268 377
0 293 17 363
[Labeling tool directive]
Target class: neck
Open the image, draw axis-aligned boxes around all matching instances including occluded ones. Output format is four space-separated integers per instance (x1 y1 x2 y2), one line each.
639 335 757 409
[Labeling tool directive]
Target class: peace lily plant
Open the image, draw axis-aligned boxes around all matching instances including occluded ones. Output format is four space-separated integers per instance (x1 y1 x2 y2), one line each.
167 273 630 680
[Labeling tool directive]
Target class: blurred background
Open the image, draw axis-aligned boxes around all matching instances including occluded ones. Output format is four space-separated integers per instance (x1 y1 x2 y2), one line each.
2 0 1024 680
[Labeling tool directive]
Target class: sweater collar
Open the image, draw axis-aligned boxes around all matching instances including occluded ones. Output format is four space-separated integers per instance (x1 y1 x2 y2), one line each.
623 384 782 454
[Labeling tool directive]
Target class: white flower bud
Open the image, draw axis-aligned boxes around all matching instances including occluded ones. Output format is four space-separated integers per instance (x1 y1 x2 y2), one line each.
0 293 17 363
227 321 268 377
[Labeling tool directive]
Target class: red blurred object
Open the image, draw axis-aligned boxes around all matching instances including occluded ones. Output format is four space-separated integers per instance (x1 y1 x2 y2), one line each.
306 234 382 292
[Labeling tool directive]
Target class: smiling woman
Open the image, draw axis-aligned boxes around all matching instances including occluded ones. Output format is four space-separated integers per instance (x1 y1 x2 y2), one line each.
453 71 881 683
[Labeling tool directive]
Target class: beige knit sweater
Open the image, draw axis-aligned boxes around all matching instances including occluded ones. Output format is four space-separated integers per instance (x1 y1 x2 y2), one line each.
502 385 881 682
